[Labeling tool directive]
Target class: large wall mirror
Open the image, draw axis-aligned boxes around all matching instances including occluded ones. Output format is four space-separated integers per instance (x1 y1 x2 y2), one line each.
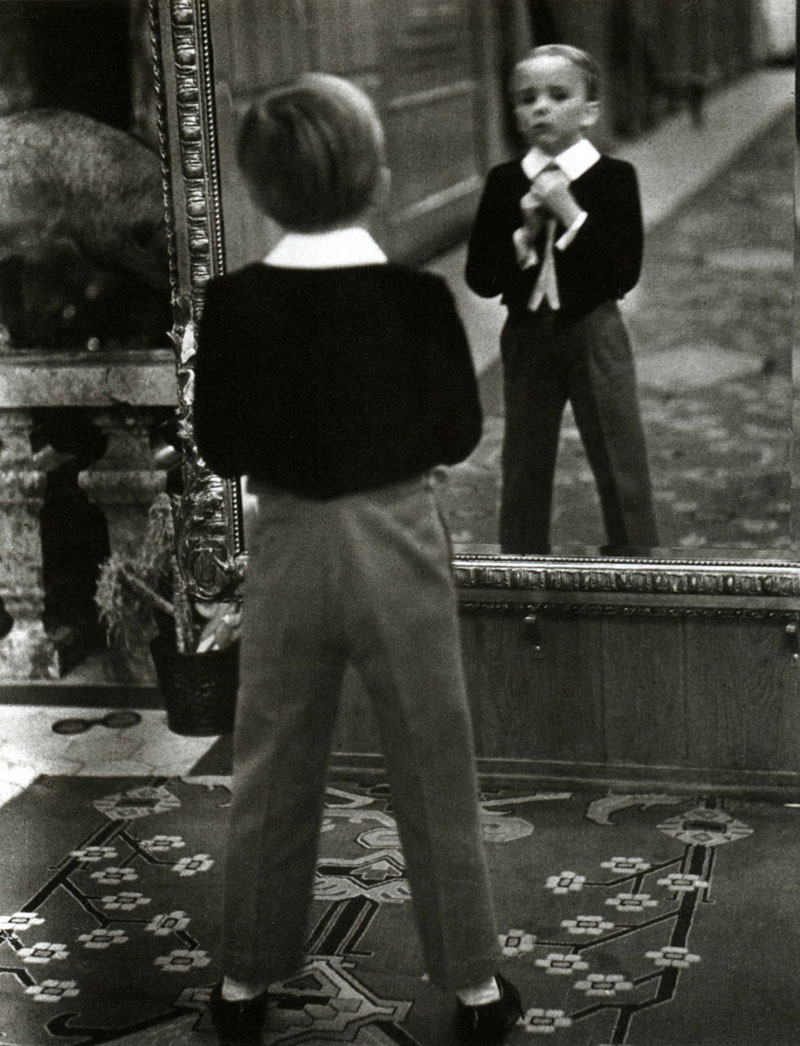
154 0 800 613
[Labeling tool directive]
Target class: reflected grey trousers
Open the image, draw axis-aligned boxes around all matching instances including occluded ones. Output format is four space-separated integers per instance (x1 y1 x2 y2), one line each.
221 475 501 990
500 302 659 554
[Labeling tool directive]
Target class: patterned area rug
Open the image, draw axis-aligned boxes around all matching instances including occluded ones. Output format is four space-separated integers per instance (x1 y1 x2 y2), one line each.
1 777 798 1045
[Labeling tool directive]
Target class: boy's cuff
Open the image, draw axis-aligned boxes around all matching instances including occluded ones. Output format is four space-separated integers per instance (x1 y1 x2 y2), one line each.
555 210 588 251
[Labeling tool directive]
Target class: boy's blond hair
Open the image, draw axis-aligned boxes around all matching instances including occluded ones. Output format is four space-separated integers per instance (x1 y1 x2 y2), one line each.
513 44 602 102
237 73 385 232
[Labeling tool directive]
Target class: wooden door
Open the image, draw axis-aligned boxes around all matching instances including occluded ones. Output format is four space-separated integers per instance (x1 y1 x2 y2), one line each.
206 0 521 268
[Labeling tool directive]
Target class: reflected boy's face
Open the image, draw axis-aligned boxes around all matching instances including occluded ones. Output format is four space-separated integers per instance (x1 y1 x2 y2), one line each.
513 55 598 155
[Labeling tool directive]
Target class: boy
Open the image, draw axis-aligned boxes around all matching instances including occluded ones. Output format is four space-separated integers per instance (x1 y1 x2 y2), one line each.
193 74 523 1045
465 44 658 555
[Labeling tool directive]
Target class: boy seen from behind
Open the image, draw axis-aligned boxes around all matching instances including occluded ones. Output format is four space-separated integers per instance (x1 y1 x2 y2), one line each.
194 73 524 1046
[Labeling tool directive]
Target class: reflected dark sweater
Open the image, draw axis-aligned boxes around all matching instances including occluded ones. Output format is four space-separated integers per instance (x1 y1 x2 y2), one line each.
194 262 483 498
465 154 643 318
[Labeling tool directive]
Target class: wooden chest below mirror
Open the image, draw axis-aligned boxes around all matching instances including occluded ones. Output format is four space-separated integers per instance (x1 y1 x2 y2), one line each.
331 570 800 801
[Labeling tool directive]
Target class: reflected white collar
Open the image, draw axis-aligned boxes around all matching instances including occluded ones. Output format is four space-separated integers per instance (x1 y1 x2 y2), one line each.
521 138 600 183
264 227 387 268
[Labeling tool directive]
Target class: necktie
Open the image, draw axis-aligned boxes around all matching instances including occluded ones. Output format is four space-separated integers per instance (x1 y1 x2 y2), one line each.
528 217 560 312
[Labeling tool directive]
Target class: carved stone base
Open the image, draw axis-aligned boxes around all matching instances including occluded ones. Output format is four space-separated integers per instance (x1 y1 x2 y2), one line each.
0 408 51 677
0 621 65 680
0 355 177 680
78 410 167 557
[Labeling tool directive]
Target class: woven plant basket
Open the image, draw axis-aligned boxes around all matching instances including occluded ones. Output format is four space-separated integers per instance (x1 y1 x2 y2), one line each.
150 634 239 736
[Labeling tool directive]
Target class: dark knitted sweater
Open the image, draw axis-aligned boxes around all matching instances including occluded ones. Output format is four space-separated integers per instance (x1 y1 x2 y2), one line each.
194 262 483 498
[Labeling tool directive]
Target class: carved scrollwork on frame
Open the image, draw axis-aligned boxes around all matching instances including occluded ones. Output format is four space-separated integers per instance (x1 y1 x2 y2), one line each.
165 0 223 309
148 0 180 300
152 0 244 603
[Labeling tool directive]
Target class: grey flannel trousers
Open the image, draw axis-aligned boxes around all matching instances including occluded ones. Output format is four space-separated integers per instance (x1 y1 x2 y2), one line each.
220 475 501 990
500 301 659 554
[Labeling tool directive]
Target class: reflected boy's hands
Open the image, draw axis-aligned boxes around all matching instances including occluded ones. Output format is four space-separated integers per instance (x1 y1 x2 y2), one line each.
530 167 583 228
520 191 545 240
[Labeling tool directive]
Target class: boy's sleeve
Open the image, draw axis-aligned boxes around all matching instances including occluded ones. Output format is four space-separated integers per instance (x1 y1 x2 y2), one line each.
465 166 524 298
426 277 483 465
558 161 644 299
193 280 246 478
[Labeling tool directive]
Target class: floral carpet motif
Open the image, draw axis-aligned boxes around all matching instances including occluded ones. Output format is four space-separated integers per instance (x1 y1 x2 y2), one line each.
0 777 796 1044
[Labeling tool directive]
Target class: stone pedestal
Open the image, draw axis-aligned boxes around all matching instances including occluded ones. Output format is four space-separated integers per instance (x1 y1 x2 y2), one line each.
0 409 63 678
0 349 177 679
78 410 167 558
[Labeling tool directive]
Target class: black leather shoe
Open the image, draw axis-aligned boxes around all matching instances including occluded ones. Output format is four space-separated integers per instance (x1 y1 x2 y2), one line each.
208 982 269 1045
454 974 523 1043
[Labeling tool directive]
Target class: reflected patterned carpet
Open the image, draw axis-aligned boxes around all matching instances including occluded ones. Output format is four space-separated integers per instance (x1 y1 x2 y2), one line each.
1 776 798 1044
440 367 792 553
441 110 793 555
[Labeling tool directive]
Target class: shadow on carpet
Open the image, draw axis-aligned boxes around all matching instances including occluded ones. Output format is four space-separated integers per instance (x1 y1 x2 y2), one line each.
1 776 798 1045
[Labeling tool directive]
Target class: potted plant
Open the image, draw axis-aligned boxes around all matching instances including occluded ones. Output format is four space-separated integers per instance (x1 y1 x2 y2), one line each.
94 491 240 736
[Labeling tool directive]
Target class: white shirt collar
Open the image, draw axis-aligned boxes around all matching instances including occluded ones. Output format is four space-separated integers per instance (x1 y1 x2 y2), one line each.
264 226 387 268
521 137 600 183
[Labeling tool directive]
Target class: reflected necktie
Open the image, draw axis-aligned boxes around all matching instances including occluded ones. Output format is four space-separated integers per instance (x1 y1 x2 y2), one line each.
528 216 560 312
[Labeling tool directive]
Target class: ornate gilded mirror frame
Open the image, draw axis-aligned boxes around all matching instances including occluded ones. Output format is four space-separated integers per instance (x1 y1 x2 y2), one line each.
151 0 800 617
152 0 244 606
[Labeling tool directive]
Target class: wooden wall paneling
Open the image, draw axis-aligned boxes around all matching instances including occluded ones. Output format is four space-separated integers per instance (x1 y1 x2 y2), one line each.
600 613 688 770
257 0 308 88
469 0 529 170
683 615 800 773
385 87 479 210
544 0 618 145
315 0 341 71
315 0 380 72
208 1 251 272
708 0 754 79
215 0 261 91
209 0 308 272
377 0 484 260
223 0 259 89
278 0 313 80
332 603 609 770
774 651 800 772
458 605 607 765
652 0 691 88
331 601 800 795
209 0 508 265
